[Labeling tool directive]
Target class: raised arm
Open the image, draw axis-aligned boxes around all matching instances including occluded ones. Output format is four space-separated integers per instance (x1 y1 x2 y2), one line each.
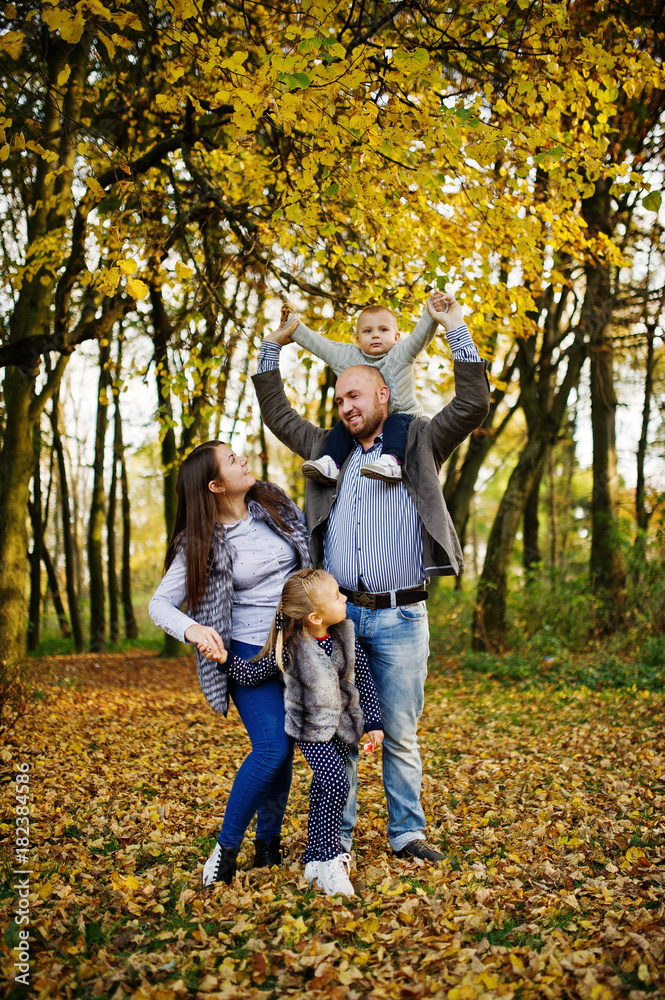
292 320 361 374
428 358 491 467
252 344 328 461
391 301 439 364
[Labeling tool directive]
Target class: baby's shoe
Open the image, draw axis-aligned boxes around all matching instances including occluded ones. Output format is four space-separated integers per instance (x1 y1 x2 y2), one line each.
308 854 355 897
360 454 402 482
302 456 339 484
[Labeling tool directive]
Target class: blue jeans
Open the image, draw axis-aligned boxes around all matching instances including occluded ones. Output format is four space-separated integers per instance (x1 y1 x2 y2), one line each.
218 640 295 849
342 601 429 851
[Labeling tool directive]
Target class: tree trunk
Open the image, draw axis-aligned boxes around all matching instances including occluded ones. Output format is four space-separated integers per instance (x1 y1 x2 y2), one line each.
522 465 544 575
0 35 88 662
473 323 586 651
27 424 44 652
150 283 181 656
444 350 519 541
473 434 549 651
548 446 559 577
107 411 120 645
259 416 270 481
51 401 84 653
634 322 655 577
580 179 626 621
112 341 138 642
588 281 626 615
41 545 72 639
88 336 112 652
120 441 138 640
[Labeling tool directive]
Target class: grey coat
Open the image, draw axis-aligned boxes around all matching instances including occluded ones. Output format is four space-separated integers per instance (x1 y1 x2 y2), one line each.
283 619 365 743
252 361 491 577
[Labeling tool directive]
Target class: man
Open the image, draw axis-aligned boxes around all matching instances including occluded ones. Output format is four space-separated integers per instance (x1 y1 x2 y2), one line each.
252 295 490 862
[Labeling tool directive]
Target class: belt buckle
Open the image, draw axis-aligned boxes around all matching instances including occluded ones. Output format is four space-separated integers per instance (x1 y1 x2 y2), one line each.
357 591 376 609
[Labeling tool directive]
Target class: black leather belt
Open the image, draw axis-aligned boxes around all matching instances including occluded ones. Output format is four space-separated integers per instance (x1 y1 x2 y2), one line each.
340 586 428 610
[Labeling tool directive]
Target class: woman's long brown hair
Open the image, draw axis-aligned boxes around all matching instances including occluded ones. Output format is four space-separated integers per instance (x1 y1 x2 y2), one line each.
163 441 296 613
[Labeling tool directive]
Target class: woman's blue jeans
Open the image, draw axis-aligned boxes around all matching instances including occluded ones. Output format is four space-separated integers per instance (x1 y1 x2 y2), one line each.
218 640 294 849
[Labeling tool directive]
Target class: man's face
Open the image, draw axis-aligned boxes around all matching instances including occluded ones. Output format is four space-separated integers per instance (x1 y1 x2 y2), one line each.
356 308 400 356
334 369 388 442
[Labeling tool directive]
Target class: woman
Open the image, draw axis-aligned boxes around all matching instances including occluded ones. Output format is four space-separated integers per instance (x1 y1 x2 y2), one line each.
149 441 311 887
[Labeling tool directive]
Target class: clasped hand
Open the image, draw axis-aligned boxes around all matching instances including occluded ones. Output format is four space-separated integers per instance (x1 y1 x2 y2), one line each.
184 623 228 664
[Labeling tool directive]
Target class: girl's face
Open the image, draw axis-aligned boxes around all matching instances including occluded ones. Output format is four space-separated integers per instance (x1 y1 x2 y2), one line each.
312 575 348 631
212 444 255 499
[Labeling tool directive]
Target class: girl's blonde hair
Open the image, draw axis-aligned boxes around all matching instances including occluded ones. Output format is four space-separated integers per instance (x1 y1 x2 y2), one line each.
256 569 331 670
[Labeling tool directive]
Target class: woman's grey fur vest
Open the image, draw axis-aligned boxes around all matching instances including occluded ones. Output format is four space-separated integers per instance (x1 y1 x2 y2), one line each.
192 484 312 716
284 618 365 744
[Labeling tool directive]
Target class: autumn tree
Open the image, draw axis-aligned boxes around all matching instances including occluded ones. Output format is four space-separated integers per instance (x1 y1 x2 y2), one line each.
2 0 662 662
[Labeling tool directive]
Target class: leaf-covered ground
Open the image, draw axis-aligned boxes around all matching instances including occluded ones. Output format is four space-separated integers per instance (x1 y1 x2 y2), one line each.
1 651 664 1000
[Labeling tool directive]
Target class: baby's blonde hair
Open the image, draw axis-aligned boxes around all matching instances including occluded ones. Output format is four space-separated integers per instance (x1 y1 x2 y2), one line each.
256 569 331 670
356 303 398 331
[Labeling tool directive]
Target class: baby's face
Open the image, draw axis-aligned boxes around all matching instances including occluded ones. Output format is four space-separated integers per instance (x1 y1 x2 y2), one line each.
356 308 400 356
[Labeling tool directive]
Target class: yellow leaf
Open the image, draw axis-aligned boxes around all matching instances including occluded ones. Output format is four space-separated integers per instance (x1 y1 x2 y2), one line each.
0 143 9 162
175 261 193 281
127 277 148 300
98 31 115 60
625 847 646 863
37 881 53 900
13 132 24 150
57 65 71 86
97 267 120 295
0 29 23 59
338 967 363 985
384 880 406 896
448 987 477 1000
5 4 18 18
119 258 138 275
85 176 106 200
125 875 140 891
59 12 85 44
25 139 58 163
591 986 614 1000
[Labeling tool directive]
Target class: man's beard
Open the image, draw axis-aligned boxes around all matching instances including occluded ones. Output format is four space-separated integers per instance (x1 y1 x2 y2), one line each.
341 401 384 440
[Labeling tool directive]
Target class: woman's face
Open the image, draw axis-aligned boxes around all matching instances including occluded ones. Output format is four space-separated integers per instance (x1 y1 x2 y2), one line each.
212 444 255 499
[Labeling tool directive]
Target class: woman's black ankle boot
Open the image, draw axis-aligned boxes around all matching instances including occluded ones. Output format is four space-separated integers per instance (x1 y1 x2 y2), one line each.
202 843 239 887
254 835 284 868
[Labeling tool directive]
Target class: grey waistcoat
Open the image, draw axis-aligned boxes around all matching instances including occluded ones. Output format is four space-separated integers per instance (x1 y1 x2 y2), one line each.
284 619 365 744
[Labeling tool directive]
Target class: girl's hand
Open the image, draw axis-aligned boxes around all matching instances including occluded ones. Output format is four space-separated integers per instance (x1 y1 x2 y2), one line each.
428 292 464 331
364 729 384 752
184 624 228 664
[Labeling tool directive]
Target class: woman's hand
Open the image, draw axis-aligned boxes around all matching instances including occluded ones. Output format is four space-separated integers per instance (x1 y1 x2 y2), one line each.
184 624 228 664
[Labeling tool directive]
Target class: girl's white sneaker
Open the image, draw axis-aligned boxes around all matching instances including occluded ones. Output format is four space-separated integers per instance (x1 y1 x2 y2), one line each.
308 853 355 897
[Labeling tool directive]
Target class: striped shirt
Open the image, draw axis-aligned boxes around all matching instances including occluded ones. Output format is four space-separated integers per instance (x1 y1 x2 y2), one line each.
323 436 424 590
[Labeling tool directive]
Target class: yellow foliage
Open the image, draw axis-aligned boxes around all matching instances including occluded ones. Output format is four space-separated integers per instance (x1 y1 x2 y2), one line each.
0 28 23 58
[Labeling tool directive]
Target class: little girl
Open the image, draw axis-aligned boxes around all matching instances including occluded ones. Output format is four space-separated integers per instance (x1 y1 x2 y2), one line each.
222 568 383 898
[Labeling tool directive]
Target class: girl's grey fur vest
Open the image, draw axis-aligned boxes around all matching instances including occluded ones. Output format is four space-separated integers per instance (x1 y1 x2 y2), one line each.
192 484 311 716
284 618 365 744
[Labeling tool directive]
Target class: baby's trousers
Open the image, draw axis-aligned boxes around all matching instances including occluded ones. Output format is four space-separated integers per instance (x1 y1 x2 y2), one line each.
298 736 350 863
